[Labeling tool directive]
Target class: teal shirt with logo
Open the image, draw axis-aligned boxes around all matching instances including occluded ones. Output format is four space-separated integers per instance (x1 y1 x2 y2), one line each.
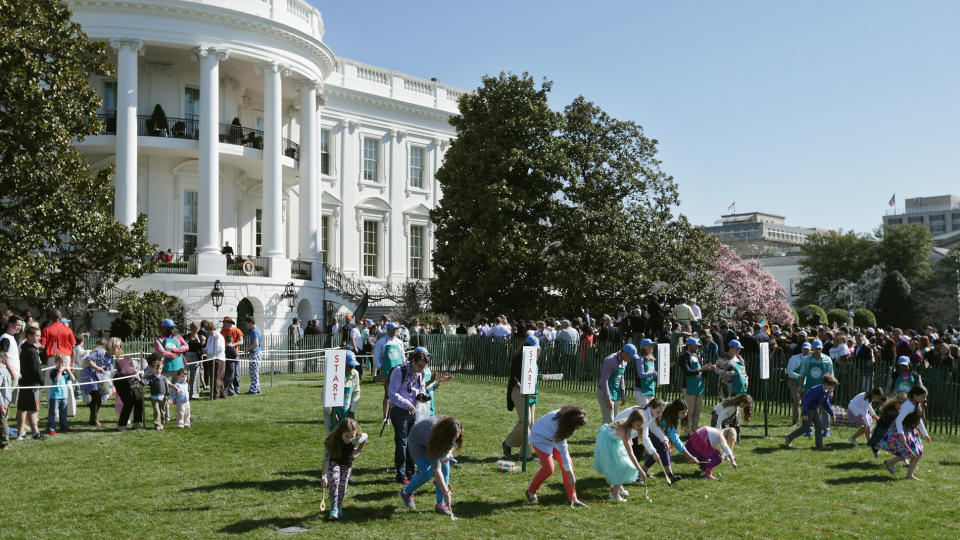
381 338 404 375
608 366 626 401
892 372 916 395
729 358 748 395
798 353 834 393
638 359 656 396
685 354 704 396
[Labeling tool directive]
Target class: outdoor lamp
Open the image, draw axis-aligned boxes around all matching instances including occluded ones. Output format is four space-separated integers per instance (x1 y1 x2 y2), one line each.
283 282 297 311
211 279 224 310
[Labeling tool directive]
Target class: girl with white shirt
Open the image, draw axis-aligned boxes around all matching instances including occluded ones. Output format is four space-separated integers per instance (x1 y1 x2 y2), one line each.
846 387 883 445
711 394 753 442
686 426 738 480
636 398 675 484
878 385 930 480
525 406 589 507
202 320 226 399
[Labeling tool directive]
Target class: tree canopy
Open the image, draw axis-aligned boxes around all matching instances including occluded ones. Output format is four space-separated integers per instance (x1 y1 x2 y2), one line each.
430 73 717 320
0 0 155 312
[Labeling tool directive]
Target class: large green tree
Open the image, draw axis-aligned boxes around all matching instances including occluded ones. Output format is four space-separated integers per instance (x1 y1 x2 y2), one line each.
546 97 718 315
430 73 564 319
0 0 155 311
431 75 717 320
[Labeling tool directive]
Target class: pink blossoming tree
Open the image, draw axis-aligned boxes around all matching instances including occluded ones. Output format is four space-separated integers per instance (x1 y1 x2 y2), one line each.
712 243 794 325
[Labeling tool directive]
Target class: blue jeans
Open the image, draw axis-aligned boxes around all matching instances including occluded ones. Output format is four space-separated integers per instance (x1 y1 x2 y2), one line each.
390 406 416 480
47 398 68 431
403 456 450 505
224 361 238 395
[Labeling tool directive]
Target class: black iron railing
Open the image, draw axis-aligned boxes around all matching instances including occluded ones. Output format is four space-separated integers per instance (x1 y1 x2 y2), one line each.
291 259 312 280
149 253 192 275
227 255 269 277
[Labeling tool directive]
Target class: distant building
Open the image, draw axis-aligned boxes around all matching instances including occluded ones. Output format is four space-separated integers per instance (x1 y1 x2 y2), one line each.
884 194 960 243
756 254 803 305
704 212 827 258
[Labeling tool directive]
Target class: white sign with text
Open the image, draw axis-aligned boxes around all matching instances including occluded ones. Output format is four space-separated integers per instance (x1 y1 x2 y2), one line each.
760 342 770 380
521 346 539 395
323 349 346 407
657 343 671 385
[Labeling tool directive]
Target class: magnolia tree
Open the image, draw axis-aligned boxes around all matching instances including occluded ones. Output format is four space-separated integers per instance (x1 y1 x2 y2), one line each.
713 244 794 325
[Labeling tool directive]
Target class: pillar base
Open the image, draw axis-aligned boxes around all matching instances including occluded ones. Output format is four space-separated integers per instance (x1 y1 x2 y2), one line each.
195 251 227 275
266 256 291 280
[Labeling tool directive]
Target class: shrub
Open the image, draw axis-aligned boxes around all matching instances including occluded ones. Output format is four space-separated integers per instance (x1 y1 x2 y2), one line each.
853 308 877 329
797 304 828 326
109 290 187 339
826 308 853 327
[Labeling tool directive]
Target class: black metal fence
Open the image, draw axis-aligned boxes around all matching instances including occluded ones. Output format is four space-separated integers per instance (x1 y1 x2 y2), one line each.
86 334 960 436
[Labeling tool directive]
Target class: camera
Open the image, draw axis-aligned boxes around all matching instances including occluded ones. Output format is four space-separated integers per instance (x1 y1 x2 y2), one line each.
415 393 432 403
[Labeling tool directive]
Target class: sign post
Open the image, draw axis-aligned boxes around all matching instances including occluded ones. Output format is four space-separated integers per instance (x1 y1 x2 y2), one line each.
656 343 670 397
759 342 770 436
521 346 538 472
323 349 345 409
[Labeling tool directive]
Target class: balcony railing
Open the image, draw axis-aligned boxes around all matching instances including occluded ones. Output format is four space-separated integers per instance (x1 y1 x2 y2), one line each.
148 253 194 275
291 259 312 280
95 113 299 163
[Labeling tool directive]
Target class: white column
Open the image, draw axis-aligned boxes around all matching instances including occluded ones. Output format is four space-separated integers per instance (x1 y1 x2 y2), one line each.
195 46 229 275
388 129 405 281
340 121 359 275
260 61 290 278
109 38 143 226
296 80 321 267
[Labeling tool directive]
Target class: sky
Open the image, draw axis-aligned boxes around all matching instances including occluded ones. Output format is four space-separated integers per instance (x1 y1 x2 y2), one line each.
311 0 960 234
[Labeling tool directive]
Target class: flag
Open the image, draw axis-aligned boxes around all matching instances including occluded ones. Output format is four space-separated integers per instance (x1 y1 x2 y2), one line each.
727 201 736 212
888 194 895 207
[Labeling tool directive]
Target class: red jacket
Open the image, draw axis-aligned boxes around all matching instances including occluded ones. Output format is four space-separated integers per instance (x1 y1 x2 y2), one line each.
40 321 76 359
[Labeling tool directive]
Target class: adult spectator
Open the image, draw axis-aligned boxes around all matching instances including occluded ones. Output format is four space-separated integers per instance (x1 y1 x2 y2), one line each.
40 310 77 421
455 323 468 335
555 320 579 350
243 316 262 394
221 241 235 263
16 326 45 440
623 308 645 345
784 342 810 426
578 325 595 363
78 338 113 427
0 315 22 398
112 338 143 430
597 344 632 424
304 319 321 335
378 322 405 420
0 351 10 449
689 299 703 326
198 320 211 393
488 316 511 341
884 356 924 397
185 322 205 399
287 318 303 350
597 315 621 343
672 298 696 328
203 320 226 400
388 347 429 484
221 316 244 396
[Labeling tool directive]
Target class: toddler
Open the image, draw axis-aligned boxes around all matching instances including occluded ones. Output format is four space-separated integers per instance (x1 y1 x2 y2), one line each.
47 355 75 435
322 418 367 519
144 353 169 430
170 368 191 428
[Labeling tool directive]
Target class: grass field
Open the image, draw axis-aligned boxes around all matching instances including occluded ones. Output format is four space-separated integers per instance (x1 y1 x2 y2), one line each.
4 375 959 539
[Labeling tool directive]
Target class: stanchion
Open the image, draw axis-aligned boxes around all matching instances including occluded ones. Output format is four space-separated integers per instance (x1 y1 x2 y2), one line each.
763 378 769 437
522 398 529 473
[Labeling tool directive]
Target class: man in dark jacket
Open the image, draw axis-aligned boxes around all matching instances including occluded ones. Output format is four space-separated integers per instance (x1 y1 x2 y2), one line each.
16 326 45 440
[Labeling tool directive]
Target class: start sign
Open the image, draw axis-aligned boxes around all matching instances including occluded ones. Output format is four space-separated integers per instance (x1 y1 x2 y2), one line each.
324 349 346 407
521 346 538 395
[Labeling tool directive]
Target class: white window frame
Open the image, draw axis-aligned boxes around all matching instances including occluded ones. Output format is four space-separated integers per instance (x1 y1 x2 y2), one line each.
357 126 387 187
361 219 380 278
408 144 426 189
408 223 426 279
320 128 333 177
362 137 380 183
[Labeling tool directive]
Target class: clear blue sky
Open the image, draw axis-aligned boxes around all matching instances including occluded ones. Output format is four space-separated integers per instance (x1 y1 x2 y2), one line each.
312 0 960 234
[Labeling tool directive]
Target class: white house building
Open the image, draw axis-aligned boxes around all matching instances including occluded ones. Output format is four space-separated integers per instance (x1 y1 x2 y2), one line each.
68 0 464 332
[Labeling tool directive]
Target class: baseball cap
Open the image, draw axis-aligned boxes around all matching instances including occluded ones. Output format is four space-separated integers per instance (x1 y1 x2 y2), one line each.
685 337 701 347
866 327 876 335
345 315 353 321
801 342 812 350
811 339 823 349
622 343 641 360
728 340 744 350
412 346 431 358
160 318 176 328
345 350 359 367
799 331 808 337
386 322 399 331
61 317 71 324
638 338 655 347
896 356 910 366
524 335 541 349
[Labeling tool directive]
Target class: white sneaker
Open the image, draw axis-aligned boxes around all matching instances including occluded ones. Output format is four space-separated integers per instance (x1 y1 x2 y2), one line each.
848 436 858 446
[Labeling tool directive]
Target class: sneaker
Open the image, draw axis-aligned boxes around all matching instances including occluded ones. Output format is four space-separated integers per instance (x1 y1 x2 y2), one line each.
328 509 339 520
337 508 342 518
48 430 56 435
620 488 629 496
32 433 47 441
848 436 858 446
435 503 453 516
870 445 879 459
805 431 812 438
16 435 24 441
668 474 682 484
784 435 792 448
608 494 626 502
116 426 127 432
501 441 512 459
400 488 416 509
824 430 831 438
155 426 164 431
884 460 897 477
525 490 539 504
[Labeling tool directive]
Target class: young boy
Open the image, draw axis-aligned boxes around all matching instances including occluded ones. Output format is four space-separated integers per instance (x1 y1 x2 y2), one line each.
785 374 838 450
47 355 75 435
169 368 191 428
144 353 169 430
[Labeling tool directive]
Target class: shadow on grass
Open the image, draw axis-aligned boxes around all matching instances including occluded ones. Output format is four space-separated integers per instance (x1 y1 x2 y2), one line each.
184 478 321 493
455 455 506 465
353 488 400 502
341 504 397 523
218 511 324 534
454 499 519 518
939 460 960 467
275 419 322 425
824 474 896 485
827 461 877 471
751 446 782 455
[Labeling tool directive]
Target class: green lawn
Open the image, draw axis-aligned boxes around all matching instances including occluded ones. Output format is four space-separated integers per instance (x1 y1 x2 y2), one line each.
4 375 959 539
